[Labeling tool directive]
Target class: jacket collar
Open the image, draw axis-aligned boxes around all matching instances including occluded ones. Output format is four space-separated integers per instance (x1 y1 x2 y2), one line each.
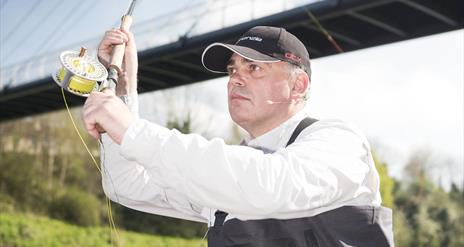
242 107 309 152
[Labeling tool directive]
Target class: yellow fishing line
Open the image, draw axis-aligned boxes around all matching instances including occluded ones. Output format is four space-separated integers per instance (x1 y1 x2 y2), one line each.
108 197 120 243
61 88 120 245
61 88 100 172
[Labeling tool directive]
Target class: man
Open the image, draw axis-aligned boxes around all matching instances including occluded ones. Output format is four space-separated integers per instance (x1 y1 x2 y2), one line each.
83 26 394 246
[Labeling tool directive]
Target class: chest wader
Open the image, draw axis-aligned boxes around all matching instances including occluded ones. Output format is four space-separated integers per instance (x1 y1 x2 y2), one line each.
207 118 394 247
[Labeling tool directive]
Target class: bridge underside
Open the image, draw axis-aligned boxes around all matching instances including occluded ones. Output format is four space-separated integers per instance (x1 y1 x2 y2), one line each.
1 0 462 122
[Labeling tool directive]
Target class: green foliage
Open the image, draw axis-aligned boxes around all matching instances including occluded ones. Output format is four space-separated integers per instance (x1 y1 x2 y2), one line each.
0 212 207 247
0 193 15 213
448 184 464 247
166 112 192 134
48 187 102 226
114 205 207 238
449 183 464 205
0 152 50 213
373 154 395 208
0 110 105 227
414 204 441 246
392 154 464 247
393 210 413 246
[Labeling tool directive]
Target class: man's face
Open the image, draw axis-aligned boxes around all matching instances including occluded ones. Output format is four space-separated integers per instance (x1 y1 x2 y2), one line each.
226 53 294 133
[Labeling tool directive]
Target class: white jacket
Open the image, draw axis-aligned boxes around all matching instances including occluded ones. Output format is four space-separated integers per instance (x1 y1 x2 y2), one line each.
100 93 381 226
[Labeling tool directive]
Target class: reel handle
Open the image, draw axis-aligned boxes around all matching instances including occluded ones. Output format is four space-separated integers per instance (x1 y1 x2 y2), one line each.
109 15 133 73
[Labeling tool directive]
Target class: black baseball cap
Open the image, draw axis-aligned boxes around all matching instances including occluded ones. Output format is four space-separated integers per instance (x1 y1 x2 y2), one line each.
201 26 311 77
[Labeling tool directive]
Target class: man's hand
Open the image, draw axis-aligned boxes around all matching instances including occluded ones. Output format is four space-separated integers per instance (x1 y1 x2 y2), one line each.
98 29 138 95
84 29 138 143
82 90 136 144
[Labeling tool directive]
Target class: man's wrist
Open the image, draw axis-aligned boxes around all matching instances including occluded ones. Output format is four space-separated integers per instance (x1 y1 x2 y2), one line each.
119 95 129 104
115 74 137 96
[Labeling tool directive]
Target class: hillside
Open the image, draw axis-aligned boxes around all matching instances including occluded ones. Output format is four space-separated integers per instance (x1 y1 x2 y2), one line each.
0 212 207 247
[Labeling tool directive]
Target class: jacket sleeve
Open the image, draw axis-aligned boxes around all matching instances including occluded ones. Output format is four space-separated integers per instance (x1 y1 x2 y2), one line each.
119 118 379 219
99 93 208 223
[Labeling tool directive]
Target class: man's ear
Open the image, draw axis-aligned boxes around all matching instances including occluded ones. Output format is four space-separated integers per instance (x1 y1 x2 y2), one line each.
291 71 310 100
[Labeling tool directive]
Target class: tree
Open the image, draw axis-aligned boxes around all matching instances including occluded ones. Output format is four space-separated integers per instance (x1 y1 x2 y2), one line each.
393 210 414 246
392 151 464 247
372 154 394 208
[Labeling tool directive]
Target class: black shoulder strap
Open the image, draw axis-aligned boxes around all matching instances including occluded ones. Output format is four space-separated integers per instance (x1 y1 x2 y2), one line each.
286 117 318 147
214 210 228 226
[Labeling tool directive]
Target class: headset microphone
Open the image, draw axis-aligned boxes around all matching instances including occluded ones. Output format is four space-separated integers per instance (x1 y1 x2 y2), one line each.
266 96 307 104
266 100 293 104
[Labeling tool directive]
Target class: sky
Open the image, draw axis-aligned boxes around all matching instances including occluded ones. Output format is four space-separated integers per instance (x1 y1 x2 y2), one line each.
1 0 463 188
0 0 200 66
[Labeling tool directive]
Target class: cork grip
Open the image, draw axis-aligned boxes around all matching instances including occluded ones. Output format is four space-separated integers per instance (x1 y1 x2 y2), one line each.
109 15 133 73
97 16 132 134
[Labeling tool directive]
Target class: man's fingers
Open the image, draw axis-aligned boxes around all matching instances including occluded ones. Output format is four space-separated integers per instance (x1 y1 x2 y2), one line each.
84 119 100 140
101 35 127 46
82 111 100 140
105 30 128 43
99 30 128 59
120 30 134 45
82 91 135 144
82 92 107 139
89 126 101 140
100 88 115 95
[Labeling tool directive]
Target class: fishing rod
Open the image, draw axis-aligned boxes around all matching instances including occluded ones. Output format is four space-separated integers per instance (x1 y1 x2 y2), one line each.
51 1 138 244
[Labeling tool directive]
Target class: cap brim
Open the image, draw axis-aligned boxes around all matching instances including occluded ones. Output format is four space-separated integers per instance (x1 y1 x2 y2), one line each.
201 43 280 73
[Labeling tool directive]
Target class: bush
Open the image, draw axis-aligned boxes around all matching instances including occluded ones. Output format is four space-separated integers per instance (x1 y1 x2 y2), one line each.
115 204 207 238
48 187 102 226
0 193 15 213
0 152 49 212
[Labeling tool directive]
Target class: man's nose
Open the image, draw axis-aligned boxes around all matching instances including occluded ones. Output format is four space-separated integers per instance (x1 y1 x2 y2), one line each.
229 70 246 87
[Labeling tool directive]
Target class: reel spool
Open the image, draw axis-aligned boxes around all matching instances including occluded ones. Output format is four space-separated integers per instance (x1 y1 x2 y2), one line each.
53 47 108 97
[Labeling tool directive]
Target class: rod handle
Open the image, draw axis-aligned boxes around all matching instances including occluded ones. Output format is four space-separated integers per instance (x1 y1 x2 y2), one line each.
109 15 133 73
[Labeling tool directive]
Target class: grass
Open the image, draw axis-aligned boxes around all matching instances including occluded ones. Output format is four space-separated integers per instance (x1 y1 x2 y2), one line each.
0 213 207 247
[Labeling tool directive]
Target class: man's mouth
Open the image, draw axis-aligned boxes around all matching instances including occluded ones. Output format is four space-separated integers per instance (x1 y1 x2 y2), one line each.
230 93 250 101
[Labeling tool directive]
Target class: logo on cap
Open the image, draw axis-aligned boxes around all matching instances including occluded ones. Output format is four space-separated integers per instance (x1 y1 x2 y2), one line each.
284 52 301 63
238 36 263 42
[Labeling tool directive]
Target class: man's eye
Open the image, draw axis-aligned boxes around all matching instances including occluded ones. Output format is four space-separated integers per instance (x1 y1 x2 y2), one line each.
249 64 261 71
227 67 236 75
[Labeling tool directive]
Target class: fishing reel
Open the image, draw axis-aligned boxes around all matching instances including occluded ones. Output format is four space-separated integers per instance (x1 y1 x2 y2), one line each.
52 0 136 97
52 47 108 97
